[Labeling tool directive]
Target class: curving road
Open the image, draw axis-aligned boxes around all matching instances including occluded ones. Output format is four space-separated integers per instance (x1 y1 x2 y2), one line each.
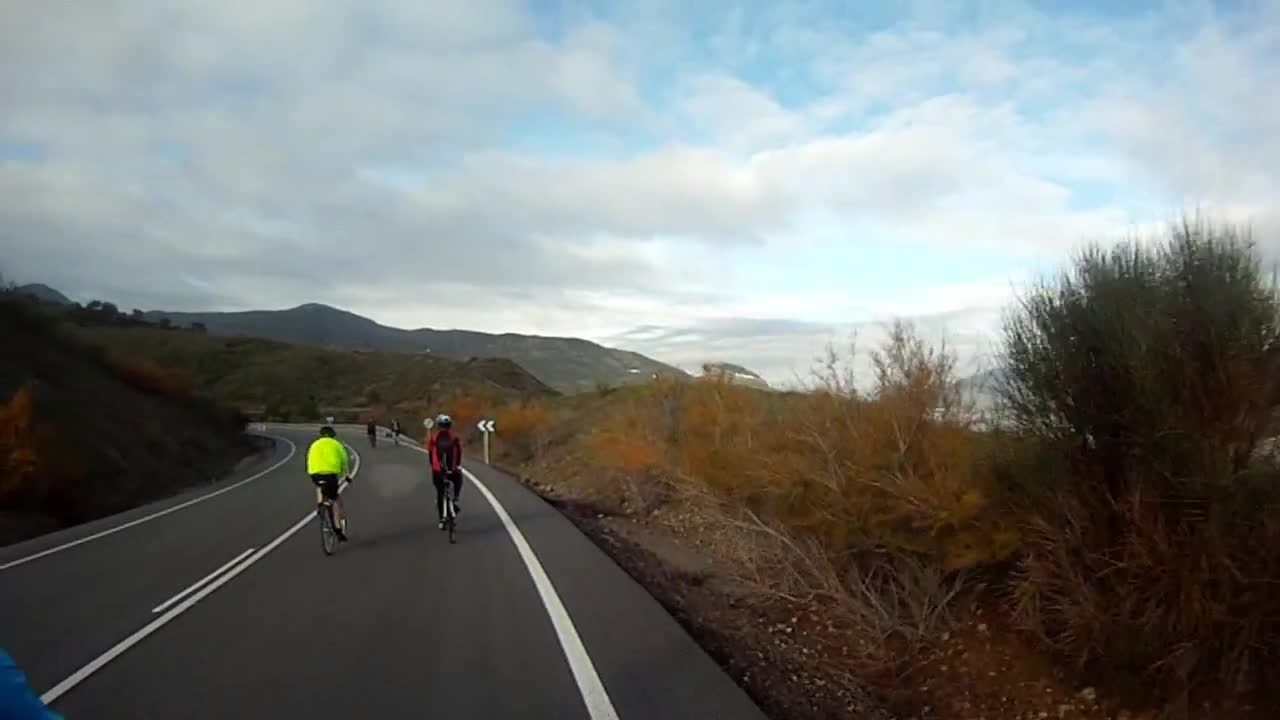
0 424 766 719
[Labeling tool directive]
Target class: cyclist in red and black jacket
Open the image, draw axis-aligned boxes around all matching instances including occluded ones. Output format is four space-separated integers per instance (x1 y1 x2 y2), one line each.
428 414 464 529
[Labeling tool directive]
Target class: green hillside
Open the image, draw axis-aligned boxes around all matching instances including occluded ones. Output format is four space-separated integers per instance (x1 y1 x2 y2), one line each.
77 325 558 416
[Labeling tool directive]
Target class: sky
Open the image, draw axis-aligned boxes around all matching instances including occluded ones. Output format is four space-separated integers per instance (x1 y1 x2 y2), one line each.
1 0 1277 386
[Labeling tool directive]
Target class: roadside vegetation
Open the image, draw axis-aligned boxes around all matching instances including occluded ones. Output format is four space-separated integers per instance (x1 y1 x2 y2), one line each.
0 288 258 544
483 216 1280 720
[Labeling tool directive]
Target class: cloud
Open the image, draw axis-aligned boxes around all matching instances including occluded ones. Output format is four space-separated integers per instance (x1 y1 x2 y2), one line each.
2 0 1277 382
602 305 1008 389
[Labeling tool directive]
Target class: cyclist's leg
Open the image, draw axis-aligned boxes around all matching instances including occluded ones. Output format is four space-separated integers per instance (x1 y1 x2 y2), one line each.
450 470 463 513
325 478 347 537
310 474 326 506
432 472 445 522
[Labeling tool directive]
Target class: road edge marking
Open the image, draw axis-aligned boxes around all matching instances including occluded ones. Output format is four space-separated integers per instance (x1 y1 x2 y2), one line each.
39 442 361 706
402 442 619 720
150 547 257 614
1 434 297 571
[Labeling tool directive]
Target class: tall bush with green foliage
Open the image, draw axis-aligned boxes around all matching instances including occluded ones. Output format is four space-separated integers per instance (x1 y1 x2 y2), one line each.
999 217 1280 710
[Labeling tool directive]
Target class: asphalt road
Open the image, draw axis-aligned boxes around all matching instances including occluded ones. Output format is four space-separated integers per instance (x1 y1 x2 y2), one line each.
0 425 767 719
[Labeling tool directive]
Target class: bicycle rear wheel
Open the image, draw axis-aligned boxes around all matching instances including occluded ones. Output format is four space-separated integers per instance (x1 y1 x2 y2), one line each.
444 486 457 544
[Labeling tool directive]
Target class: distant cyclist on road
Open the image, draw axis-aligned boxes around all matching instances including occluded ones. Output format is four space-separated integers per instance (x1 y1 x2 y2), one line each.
307 425 350 542
366 418 377 447
391 418 402 446
428 414 464 529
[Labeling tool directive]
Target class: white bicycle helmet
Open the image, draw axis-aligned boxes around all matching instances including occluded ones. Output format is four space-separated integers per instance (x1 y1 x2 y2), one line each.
435 413 453 428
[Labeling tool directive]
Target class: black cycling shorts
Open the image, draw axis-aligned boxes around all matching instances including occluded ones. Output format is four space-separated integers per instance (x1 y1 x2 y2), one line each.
310 473 341 500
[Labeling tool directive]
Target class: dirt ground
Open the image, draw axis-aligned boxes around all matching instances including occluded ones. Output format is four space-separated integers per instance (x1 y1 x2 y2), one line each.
534 488 1171 720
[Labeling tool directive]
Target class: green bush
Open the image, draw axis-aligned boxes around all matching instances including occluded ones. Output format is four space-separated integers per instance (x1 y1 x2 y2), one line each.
1000 216 1280 709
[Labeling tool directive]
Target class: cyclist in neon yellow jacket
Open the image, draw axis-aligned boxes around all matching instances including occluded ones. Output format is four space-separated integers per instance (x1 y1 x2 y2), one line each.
307 426 351 541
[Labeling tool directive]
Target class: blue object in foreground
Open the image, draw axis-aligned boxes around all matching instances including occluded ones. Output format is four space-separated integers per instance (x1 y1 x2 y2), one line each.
0 649 62 720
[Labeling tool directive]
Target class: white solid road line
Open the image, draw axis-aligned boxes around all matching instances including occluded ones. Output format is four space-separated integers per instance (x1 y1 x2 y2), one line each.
40 443 361 706
402 442 620 720
1 435 298 572
41 514 311 705
151 547 257 614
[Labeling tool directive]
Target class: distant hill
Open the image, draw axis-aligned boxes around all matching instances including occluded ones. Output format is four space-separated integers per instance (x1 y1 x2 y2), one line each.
78 324 559 415
15 283 72 305
145 303 688 394
700 361 771 390
955 367 1005 412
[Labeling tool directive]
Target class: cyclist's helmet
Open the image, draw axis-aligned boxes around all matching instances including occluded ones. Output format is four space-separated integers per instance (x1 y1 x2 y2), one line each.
319 425 337 437
436 414 453 429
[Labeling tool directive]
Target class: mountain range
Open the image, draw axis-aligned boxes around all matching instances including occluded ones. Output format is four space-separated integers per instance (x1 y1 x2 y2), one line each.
10 282 687 394
15 283 73 305
140 303 687 394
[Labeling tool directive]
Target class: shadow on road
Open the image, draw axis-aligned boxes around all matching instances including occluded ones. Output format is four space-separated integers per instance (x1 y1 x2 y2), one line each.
340 523 431 554
337 505 557 552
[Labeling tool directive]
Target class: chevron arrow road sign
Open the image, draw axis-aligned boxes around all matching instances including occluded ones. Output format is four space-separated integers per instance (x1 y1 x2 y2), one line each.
477 419 496 463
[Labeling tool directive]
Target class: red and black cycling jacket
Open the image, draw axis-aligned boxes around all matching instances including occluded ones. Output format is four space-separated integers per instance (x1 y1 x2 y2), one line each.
428 429 463 473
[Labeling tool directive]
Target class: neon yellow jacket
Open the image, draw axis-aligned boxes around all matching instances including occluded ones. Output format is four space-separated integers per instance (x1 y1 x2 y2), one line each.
306 436 349 476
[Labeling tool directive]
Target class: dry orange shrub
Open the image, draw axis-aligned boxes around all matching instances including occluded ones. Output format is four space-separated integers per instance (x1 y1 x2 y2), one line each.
676 377 766 488
0 385 41 503
787 388 1015 568
0 384 81 517
493 399 552 460
498 400 548 439
448 395 486 430
586 397 662 475
485 324 1013 571
566 330 1016 569
110 356 195 397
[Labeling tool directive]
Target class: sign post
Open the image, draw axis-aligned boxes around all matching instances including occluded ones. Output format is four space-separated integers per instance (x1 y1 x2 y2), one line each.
476 419 496 464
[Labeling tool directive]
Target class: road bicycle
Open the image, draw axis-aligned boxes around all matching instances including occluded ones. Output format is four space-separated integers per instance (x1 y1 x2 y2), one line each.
441 475 458 544
317 496 348 556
